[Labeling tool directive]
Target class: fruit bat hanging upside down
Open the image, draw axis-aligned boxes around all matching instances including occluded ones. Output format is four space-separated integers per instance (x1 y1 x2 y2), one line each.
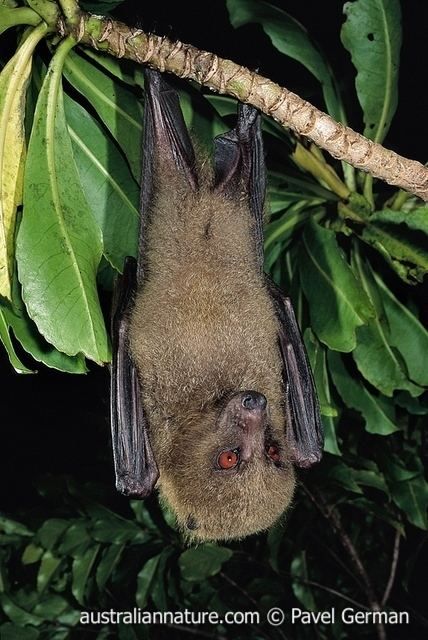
110 69 323 541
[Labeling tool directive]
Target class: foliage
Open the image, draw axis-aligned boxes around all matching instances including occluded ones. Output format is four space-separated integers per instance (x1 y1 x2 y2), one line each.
0 0 427 639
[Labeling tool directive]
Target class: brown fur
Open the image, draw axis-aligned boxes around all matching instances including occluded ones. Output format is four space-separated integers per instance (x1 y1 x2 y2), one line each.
129 158 295 541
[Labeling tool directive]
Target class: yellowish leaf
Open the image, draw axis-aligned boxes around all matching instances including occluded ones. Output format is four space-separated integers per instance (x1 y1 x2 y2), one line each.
0 23 47 300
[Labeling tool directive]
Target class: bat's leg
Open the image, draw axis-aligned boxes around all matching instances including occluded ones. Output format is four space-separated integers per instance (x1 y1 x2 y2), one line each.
136 69 197 281
213 104 266 270
110 258 159 498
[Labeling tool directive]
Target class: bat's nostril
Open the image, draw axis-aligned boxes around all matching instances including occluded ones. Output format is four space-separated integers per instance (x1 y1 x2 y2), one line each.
242 391 267 410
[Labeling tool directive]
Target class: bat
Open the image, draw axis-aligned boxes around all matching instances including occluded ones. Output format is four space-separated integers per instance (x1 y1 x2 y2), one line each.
110 69 323 541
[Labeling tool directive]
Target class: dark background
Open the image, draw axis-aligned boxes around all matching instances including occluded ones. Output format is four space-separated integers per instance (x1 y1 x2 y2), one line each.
1 1 427 638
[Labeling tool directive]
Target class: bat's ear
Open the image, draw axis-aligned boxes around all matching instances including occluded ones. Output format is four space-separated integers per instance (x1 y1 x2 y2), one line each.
213 103 266 269
142 69 198 190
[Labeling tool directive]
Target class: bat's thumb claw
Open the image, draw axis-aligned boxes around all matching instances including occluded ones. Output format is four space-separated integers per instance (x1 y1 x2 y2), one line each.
115 470 158 499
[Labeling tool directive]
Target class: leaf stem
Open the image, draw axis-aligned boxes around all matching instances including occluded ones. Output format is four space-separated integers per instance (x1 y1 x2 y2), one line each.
0 6 41 32
363 174 375 210
389 189 412 211
26 0 59 26
294 575 369 611
219 571 259 608
58 0 80 26
381 529 401 607
292 142 350 199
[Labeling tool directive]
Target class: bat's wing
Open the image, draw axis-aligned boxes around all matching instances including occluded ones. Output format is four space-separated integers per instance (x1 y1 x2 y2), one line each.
213 101 323 467
111 70 197 498
213 103 265 270
267 277 324 468
111 257 158 497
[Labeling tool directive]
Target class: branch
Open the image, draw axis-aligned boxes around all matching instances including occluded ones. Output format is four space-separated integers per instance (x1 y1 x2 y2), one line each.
55 11 428 203
381 529 401 607
301 484 387 640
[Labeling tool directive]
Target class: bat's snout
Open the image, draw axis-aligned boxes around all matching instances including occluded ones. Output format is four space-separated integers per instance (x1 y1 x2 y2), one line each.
241 391 267 411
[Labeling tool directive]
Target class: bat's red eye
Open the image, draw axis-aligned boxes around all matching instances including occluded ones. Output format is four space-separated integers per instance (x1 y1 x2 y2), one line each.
218 449 239 469
267 445 280 462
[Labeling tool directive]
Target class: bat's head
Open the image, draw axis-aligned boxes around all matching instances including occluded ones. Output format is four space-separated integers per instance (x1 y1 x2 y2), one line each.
155 389 295 541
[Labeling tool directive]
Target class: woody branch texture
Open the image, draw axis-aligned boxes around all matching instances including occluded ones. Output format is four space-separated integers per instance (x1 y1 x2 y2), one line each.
56 10 427 202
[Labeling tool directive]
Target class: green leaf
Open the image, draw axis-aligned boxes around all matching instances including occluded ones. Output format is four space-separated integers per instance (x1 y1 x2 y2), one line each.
299 220 374 351
37 551 62 593
130 502 157 530
0 595 43 627
58 522 91 556
72 544 100 605
269 171 338 201
372 207 428 235
395 392 428 416
328 351 398 435
121 624 149 640
341 0 401 142
38 519 69 551
227 0 344 121
389 476 428 530
326 462 363 494
0 307 33 373
179 545 233 582
136 554 162 608
17 38 110 364
1 623 40 640
64 94 139 270
304 329 340 456
264 239 283 273
0 24 47 300
92 514 145 544
63 50 143 181
291 552 316 610
96 543 125 590
160 503 178 532
264 205 312 250
32 595 74 623
205 94 236 118
383 456 421 483
150 549 173 611
362 208 428 283
0 516 33 537
351 248 422 397
266 521 285 572
0 276 87 373
351 497 404 533
21 544 43 565
82 48 137 86
353 469 389 495
373 270 428 386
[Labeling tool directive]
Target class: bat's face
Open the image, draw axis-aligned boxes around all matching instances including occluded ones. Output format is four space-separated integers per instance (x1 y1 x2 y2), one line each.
154 390 295 541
